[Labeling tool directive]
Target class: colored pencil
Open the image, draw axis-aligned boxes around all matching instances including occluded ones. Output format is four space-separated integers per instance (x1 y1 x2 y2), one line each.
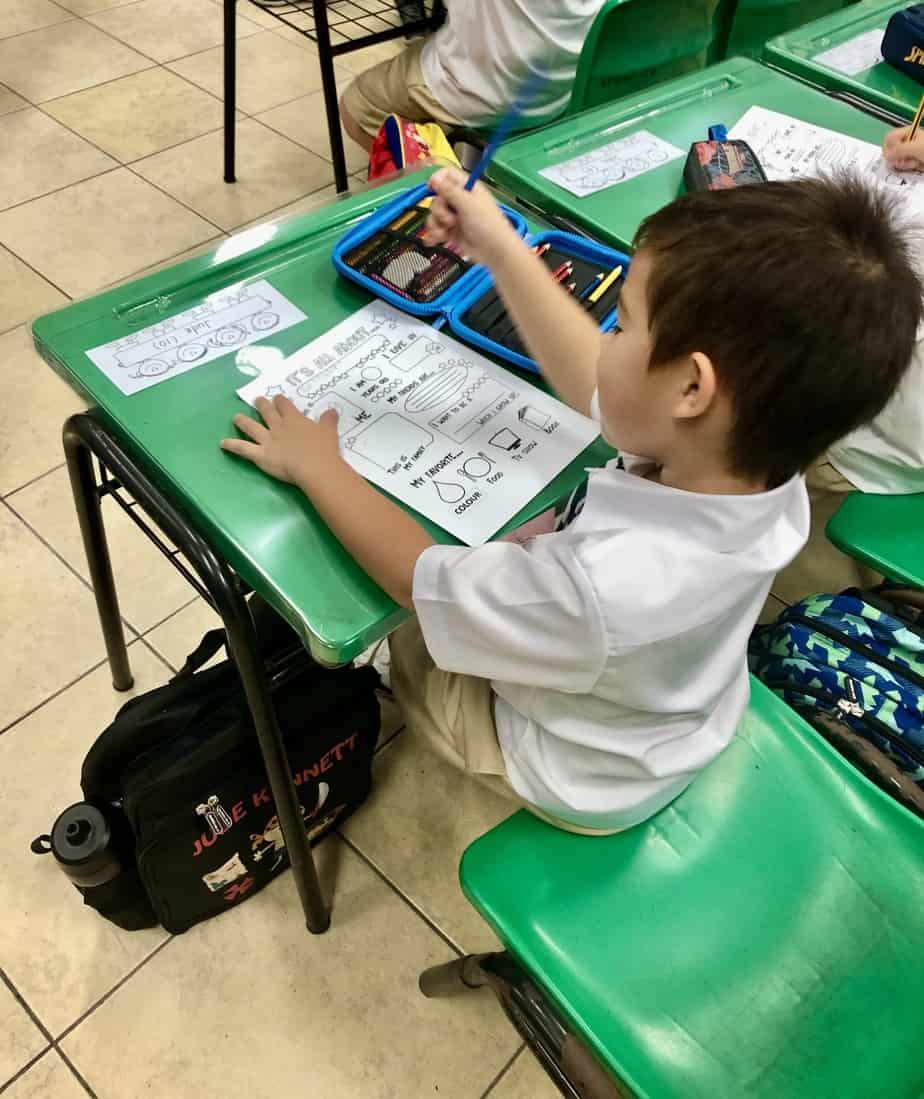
909 91 924 143
578 272 604 300
587 265 623 305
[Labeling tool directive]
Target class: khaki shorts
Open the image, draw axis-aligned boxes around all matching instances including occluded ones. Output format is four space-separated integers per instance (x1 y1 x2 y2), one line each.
772 458 881 604
389 619 622 836
340 38 464 140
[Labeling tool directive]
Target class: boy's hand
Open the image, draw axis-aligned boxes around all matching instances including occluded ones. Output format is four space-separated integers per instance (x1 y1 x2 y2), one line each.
220 395 341 489
425 168 520 267
883 126 924 172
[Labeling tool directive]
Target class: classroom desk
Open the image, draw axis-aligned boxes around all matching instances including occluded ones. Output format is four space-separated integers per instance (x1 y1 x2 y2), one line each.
31 170 613 932
487 57 892 251
763 0 921 125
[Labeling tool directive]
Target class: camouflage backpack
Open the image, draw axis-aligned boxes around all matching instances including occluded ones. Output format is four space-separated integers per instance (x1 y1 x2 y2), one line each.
748 587 924 816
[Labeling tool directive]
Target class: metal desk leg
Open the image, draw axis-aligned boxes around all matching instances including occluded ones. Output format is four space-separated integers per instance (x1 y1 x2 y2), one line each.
64 421 133 691
224 0 236 183
62 414 330 933
314 0 350 193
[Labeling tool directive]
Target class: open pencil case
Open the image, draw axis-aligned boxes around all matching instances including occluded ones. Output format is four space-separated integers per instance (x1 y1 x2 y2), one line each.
332 182 630 375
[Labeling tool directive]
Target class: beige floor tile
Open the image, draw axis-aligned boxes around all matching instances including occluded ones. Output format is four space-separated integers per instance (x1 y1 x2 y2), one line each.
134 118 333 231
0 326 84 497
62 840 518 1098
104 233 227 289
87 0 262 65
0 246 68 335
0 108 116 212
0 980 48 1086
0 645 171 1034
0 169 216 298
236 182 340 228
3 1051 89 1099
43 68 227 163
0 504 107 730
342 728 515 952
146 597 221 668
257 91 368 173
0 20 152 103
168 30 323 115
53 0 138 13
758 592 787 625
0 0 72 40
489 1049 560 1099
0 83 27 116
9 465 198 634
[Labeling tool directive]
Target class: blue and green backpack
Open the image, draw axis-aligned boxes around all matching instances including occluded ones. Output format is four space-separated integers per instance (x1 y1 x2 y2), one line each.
749 587 924 810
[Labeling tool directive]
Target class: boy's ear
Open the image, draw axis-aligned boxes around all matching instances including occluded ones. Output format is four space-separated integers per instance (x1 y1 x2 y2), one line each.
673 351 717 420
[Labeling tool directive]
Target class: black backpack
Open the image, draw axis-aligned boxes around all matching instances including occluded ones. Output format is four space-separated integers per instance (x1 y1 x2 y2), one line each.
34 599 381 934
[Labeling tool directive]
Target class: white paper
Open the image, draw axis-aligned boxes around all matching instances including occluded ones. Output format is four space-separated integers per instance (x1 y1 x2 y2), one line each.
237 303 600 545
812 28 884 76
540 130 685 198
729 106 924 219
87 279 307 395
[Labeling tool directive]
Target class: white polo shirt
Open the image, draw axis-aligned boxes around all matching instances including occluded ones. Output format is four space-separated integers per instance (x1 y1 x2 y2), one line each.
420 1 604 126
412 447 810 833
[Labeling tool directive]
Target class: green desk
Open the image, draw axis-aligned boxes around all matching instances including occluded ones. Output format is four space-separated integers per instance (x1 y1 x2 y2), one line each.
488 57 891 250
827 491 924 588
33 174 611 667
32 171 612 933
764 0 921 124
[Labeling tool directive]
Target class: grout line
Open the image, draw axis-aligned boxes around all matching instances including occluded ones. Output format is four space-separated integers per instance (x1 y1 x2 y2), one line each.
0 968 54 1045
337 832 465 957
55 936 174 1045
0 654 111 738
0 165 123 219
0 245 72 310
480 1046 529 1098
55 1048 98 1099
0 1049 53 1097
135 633 178 675
140 592 201 636
0 15 77 48
2 462 67 502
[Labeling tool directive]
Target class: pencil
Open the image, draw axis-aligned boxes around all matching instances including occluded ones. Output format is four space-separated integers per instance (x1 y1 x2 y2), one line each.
909 91 924 143
578 272 604 300
587 265 623 305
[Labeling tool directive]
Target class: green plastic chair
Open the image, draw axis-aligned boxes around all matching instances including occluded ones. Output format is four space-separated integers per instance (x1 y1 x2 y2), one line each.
724 0 855 60
566 0 733 115
827 491 924 589
419 678 924 1098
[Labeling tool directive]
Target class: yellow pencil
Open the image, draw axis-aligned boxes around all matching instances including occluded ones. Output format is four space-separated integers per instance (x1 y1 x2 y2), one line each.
587 265 623 305
909 91 924 144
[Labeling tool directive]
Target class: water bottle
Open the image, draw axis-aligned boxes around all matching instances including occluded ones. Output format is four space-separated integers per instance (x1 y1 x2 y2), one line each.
35 803 122 888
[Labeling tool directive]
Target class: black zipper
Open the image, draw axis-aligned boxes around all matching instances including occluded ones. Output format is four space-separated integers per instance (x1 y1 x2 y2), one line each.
782 612 924 693
762 677 924 771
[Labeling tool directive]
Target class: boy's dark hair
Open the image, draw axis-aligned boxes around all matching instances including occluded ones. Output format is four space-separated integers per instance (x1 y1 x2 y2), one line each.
634 177 922 487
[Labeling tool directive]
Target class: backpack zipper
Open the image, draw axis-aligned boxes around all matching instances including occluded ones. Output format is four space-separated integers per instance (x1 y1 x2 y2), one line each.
782 611 924 692
761 677 924 771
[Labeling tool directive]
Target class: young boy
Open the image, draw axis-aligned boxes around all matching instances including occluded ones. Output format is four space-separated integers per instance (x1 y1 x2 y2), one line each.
221 171 922 834
339 0 605 151
774 124 924 601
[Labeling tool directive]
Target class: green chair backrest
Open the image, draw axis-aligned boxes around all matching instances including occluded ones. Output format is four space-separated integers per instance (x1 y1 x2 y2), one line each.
460 678 924 1098
567 0 734 116
724 0 856 59
827 490 924 589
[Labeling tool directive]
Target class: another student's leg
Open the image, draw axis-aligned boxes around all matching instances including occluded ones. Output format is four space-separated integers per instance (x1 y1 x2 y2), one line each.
339 38 463 150
389 619 517 802
772 457 881 603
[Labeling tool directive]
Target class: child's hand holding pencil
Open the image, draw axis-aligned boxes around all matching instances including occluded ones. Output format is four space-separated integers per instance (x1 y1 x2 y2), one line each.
883 94 924 172
424 168 521 267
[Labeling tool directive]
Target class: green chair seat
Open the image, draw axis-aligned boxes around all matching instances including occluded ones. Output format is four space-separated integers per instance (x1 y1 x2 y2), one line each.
460 678 924 1098
725 0 854 59
827 491 924 589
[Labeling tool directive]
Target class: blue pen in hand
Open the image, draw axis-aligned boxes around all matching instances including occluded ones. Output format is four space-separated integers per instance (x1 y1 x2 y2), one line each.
463 71 545 192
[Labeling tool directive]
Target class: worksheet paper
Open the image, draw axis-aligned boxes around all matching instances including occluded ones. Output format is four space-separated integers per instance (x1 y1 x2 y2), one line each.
812 29 885 76
237 303 600 545
728 106 924 219
87 279 307 396
540 130 685 198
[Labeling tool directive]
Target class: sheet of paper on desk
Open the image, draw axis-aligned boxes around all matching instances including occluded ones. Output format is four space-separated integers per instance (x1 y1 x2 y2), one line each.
813 28 885 76
237 302 600 545
540 130 685 198
729 106 924 219
86 279 307 396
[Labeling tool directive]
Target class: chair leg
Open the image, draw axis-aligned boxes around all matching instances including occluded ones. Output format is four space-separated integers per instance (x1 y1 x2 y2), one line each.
63 418 134 691
419 953 492 998
223 0 236 183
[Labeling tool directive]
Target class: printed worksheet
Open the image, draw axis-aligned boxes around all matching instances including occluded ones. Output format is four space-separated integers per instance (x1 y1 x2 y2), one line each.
87 279 307 396
540 130 685 198
237 303 600 544
729 106 924 219
812 29 885 76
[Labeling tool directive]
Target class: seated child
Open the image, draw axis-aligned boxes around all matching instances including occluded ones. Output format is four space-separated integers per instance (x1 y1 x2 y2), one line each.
773 124 924 602
221 171 922 834
339 0 605 151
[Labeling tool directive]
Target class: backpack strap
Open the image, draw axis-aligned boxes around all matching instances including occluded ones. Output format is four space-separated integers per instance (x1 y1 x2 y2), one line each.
175 629 227 679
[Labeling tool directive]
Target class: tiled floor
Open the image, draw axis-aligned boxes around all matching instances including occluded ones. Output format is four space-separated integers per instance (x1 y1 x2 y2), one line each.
0 2 551 1095
0 4 794 1095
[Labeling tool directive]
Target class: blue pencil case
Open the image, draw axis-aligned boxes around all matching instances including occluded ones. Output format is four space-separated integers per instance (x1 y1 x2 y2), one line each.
332 183 629 375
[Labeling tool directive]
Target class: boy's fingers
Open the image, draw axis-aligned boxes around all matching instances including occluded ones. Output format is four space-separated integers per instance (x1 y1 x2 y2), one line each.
232 412 268 442
220 437 263 462
430 167 467 197
254 395 281 426
273 393 299 417
318 407 340 430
